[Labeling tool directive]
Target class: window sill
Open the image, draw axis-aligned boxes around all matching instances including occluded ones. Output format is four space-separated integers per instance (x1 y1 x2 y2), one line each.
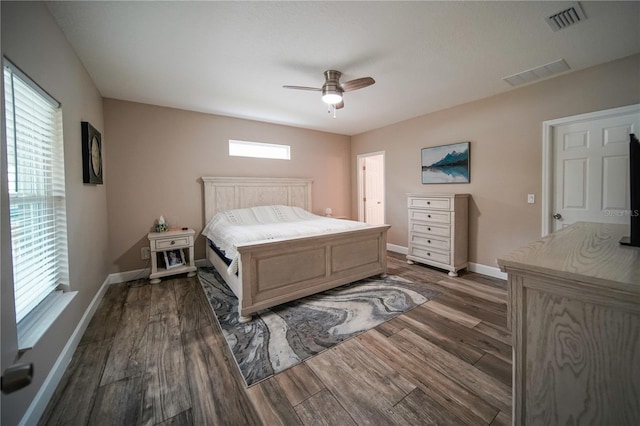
17 290 78 352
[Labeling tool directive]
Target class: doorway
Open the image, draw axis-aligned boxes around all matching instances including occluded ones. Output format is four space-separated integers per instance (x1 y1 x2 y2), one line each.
542 104 640 235
357 151 385 225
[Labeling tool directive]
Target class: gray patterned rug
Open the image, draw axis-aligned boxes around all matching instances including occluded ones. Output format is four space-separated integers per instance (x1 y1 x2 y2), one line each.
198 267 439 386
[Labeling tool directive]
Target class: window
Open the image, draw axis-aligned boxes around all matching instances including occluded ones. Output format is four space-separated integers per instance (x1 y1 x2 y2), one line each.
229 139 290 160
4 59 69 324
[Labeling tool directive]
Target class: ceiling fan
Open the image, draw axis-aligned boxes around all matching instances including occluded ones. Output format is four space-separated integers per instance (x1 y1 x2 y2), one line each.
283 70 375 116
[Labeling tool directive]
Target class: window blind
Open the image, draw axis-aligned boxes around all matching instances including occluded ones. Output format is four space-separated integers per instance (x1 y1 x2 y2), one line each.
4 60 68 324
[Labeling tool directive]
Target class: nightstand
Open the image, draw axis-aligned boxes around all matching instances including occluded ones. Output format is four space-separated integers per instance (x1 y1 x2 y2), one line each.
147 228 197 284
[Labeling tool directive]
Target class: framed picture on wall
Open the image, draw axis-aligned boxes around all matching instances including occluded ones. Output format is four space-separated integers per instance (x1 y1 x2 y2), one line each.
421 141 470 184
81 121 103 184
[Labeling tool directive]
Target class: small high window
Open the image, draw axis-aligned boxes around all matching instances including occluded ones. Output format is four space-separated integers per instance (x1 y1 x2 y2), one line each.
229 140 290 160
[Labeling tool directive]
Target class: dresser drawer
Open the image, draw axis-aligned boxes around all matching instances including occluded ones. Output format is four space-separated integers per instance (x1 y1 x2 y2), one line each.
410 234 450 251
409 209 451 224
409 246 450 265
410 222 450 238
153 236 192 250
408 196 451 210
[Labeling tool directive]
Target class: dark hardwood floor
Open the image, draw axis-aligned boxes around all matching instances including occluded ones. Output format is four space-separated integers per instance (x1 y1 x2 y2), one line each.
39 252 512 425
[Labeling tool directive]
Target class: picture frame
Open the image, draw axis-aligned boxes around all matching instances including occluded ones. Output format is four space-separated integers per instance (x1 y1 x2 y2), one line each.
421 141 470 184
164 249 185 269
81 121 103 184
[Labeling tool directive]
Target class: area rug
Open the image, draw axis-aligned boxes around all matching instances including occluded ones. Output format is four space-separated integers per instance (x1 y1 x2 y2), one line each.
198 267 439 386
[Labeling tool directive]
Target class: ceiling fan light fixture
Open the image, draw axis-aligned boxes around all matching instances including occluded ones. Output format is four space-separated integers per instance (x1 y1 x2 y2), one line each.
321 86 342 105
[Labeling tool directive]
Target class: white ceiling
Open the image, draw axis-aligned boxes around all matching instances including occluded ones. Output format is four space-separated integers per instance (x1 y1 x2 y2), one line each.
46 1 640 136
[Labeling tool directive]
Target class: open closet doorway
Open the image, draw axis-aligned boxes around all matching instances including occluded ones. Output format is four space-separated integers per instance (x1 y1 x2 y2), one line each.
357 151 385 225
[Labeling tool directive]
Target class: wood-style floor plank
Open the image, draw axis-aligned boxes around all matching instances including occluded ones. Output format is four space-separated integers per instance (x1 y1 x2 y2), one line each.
295 389 357 426
437 277 507 305
100 284 151 386
422 299 482 328
273 362 325 406
305 339 415 424
88 376 143 426
246 378 302 425
38 340 112 426
40 255 513 425
142 311 191 425
391 328 512 414
404 305 512 364
182 325 261 425
172 278 215 333
392 388 466 426
358 329 499 425
80 282 128 345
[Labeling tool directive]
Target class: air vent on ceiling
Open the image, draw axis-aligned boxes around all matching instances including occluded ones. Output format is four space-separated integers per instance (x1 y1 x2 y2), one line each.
546 2 587 31
503 59 571 87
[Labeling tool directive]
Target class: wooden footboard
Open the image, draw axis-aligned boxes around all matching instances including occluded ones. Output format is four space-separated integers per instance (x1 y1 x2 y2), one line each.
206 224 389 319
236 225 389 317
201 176 390 320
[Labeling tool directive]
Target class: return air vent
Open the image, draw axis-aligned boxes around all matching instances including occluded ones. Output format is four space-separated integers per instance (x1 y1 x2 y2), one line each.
503 59 571 87
546 2 587 31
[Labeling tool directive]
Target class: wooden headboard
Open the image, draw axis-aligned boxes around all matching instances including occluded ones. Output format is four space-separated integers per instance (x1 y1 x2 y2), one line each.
202 177 313 223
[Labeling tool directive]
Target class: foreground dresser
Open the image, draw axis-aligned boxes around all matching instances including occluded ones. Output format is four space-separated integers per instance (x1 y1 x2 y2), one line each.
498 222 640 425
406 193 469 276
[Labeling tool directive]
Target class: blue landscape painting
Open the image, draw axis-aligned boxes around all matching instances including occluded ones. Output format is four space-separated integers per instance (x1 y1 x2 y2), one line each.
421 142 470 184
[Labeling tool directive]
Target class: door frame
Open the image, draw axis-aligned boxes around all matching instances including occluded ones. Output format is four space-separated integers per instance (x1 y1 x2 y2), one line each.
541 103 640 236
356 151 385 223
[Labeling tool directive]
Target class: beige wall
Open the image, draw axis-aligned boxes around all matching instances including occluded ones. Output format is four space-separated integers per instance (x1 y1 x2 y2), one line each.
352 54 640 269
103 99 351 273
1 2 107 425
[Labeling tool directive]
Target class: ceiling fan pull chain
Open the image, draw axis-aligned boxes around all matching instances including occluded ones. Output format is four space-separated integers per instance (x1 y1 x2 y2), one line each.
333 104 337 119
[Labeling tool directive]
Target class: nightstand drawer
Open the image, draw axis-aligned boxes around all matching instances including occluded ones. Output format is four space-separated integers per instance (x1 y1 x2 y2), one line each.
153 236 192 250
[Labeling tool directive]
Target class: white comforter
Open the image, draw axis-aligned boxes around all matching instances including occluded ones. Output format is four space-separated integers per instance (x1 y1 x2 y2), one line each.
202 205 368 274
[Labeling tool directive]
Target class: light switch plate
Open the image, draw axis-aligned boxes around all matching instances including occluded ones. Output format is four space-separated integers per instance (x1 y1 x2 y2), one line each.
527 194 535 204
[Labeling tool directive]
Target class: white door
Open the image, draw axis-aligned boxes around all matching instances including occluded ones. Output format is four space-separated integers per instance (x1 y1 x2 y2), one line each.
357 152 385 225
552 110 640 232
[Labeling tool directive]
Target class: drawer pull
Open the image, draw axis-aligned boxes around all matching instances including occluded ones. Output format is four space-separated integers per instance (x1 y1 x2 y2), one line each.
428 214 431 218
427 252 431 256
170 240 175 245
428 227 431 231
427 201 431 205
428 240 431 244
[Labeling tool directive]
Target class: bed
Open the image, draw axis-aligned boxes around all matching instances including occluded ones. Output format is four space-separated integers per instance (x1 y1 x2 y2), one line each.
202 176 390 322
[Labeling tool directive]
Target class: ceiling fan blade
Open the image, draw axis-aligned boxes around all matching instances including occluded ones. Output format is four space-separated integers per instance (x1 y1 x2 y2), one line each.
340 77 375 92
335 100 345 109
282 85 321 91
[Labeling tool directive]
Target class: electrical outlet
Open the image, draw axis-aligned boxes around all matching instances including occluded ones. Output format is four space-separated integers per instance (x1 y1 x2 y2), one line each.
527 194 535 204
141 247 151 260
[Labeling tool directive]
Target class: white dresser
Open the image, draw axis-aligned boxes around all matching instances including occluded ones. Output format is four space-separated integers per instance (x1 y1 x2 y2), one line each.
406 193 469 277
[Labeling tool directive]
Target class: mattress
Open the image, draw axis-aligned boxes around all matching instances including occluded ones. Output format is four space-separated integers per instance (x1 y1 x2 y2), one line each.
202 205 368 274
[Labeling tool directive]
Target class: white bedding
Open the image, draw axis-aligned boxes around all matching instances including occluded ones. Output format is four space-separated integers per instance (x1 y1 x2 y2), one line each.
202 205 368 274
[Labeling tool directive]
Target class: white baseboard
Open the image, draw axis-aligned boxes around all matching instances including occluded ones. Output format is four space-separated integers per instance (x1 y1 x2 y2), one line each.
107 259 210 285
20 275 111 426
468 262 507 280
107 267 150 284
386 243 407 254
386 244 506 280
195 258 210 268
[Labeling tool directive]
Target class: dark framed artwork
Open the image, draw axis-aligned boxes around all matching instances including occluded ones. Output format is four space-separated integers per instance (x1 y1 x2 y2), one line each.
421 141 470 184
81 121 103 184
